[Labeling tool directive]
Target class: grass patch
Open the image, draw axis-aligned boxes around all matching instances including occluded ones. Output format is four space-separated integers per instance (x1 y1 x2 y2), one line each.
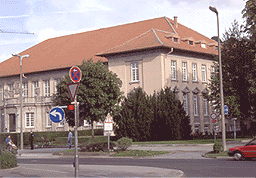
132 138 250 145
52 149 81 155
111 150 169 157
205 151 228 158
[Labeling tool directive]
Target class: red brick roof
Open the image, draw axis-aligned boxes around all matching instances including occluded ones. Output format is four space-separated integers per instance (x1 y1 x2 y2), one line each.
0 16 217 77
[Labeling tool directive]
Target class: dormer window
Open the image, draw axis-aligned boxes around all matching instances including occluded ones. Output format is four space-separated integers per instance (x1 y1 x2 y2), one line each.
189 40 193 45
201 43 206 48
174 37 179 42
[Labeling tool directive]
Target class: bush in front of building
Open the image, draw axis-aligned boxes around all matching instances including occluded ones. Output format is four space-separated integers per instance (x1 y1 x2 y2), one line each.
213 142 223 153
0 150 17 169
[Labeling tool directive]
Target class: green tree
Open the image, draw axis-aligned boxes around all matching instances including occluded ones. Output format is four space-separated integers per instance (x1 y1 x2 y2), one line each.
53 59 124 141
150 87 191 141
114 87 153 142
208 18 256 135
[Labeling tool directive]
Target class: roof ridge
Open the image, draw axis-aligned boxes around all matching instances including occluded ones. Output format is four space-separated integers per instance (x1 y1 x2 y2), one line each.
97 29 153 55
164 16 177 34
151 29 163 45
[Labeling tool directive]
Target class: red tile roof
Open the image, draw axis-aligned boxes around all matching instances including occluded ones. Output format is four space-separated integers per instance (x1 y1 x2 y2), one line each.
0 16 217 77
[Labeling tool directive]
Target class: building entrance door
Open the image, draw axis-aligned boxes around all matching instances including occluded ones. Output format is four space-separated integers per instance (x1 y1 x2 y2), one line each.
9 114 16 132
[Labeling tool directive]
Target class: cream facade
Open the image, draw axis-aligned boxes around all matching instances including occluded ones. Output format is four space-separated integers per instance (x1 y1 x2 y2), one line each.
0 69 103 133
106 48 218 134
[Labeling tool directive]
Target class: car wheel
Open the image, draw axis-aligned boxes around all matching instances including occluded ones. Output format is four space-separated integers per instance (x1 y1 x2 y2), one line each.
234 152 243 161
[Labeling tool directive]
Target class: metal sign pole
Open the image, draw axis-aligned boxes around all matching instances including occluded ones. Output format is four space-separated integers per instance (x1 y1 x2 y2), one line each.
214 123 216 142
108 131 110 150
74 95 79 177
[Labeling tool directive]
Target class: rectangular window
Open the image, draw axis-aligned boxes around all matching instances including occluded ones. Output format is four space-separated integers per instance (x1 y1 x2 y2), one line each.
201 43 206 48
8 84 13 90
202 65 207 82
189 41 193 45
182 62 187 81
203 98 208 116
55 79 61 93
193 94 198 116
131 63 139 82
44 80 50 97
183 94 188 115
22 83 28 97
26 113 34 127
33 81 39 97
192 63 197 81
173 38 178 42
171 61 177 80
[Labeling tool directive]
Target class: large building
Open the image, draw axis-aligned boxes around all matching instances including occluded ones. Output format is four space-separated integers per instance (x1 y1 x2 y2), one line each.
0 16 234 134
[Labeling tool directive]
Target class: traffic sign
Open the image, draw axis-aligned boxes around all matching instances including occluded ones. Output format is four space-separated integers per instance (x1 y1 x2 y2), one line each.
69 66 82 83
105 114 113 123
211 113 217 119
49 107 65 123
67 83 79 101
224 105 228 115
212 119 216 123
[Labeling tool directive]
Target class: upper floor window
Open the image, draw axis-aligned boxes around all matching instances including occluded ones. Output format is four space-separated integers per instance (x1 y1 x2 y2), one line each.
55 78 61 93
131 63 139 82
202 65 207 82
193 94 198 116
210 66 215 79
8 84 13 90
26 112 34 128
33 81 39 97
192 63 197 82
22 83 28 97
44 80 50 97
182 62 187 81
171 61 177 80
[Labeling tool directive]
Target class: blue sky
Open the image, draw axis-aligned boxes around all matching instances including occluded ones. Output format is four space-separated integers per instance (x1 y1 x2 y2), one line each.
0 0 246 63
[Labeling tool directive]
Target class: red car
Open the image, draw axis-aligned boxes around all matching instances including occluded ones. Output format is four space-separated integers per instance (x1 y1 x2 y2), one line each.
228 137 256 161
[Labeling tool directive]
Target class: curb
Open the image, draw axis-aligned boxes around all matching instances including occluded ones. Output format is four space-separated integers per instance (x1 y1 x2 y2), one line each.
0 165 20 172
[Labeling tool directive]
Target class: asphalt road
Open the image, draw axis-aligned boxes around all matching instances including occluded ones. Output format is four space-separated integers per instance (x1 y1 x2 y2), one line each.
17 157 256 177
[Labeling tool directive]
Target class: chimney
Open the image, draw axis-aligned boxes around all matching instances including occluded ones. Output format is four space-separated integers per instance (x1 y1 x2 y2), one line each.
174 16 178 28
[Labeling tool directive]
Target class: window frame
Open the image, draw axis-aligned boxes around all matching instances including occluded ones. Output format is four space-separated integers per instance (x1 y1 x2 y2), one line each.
171 60 177 80
182 62 187 81
203 97 208 116
22 82 28 97
183 94 188 115
131 62 139 82
192 63 197 82
44 80 50 97
33 81 39 97
202 65 207 82
25 112 34 128
193 94 198 116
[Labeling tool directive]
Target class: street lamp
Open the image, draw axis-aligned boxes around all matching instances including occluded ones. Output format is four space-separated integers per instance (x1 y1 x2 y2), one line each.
209 5 227 151
12 54 29 151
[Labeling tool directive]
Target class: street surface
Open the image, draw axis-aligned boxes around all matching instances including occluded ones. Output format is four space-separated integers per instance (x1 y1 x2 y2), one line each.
12 141 256 177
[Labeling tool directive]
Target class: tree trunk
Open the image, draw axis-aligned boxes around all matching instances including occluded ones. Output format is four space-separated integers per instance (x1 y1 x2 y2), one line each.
91 122 95 142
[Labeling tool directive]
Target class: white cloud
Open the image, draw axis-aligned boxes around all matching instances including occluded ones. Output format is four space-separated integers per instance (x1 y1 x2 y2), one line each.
0 54 12 63
0 14 30 19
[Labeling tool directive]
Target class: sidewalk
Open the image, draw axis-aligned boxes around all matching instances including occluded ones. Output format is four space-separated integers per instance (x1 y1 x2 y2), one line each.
0 164 185 177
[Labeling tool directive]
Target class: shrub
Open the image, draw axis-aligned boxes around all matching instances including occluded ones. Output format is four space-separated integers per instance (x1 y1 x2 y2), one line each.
213 142 223 153
116 137 132 151
80 141 116 152
0 150 17 169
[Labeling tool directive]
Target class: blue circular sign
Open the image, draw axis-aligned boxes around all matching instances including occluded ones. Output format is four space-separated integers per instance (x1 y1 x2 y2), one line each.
49 107 65 123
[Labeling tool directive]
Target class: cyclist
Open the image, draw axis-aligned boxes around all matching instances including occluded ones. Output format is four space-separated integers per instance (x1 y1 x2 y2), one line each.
5 135 11 149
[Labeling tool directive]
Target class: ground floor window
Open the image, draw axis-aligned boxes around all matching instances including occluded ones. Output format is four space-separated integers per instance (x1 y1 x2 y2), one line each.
26 113 34 128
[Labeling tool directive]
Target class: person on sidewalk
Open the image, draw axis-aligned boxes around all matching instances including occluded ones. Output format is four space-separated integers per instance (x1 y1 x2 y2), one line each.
68 130 73 149
29 130 34 150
